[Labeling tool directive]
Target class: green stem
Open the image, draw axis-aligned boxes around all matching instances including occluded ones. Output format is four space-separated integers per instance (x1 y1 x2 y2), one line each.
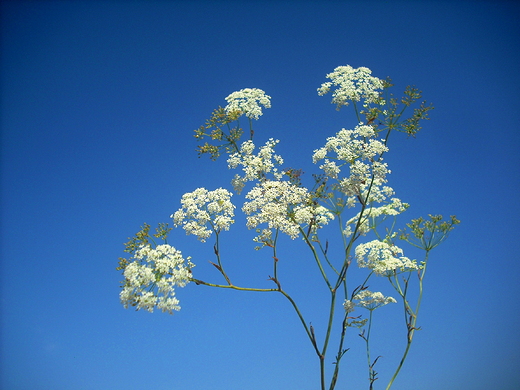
272 229 280 282
321 291 337 358
365 310 374 389
300 226 331 289
386 251 429 389
247 117 254 139
225 119 241 154
191 279 276 292
329 313 349 390
213 231 232 285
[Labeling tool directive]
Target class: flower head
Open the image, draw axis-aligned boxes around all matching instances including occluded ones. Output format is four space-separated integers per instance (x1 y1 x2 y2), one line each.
352 290 397 311
355 240 419 276
242 180 334 240
225 88 271 120
313 125 388 169
343 299 356 313
343 198 409 237
313 125 393 208
318 65 385 109
227 138 284 193
172 188 235 242
119 244 194 314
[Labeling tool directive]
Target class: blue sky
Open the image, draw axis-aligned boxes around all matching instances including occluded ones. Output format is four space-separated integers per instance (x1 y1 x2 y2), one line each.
1 1 519 389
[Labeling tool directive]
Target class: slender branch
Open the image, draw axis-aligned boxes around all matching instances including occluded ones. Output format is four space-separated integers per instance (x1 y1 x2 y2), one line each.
299 226 332 290
191 279 277 292
329 312 350 390
321 290 337 358
212 231 232 285
272 229 280 283
386 251 430 389
362 310 377 389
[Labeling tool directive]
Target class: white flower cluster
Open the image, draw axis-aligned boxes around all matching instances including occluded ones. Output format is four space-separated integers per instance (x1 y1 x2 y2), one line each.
172 188 235 242
317 65 385 109
227 139 284 193
343 299 356 313
343 198 409 237
344 290 397 313
313 124 393 208
120 244 194 314
252 228 274 250
313 125 388 168
242 180 335 239
225 88 271 120
355 240 419 276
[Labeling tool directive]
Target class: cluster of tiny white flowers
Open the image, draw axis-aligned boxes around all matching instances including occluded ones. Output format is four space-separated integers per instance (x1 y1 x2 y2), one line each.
317 65 385 109
224 88 271 120
313 125 393 207
313 125 388 169
172 188 235 242
120 244 194 314
355 240 419 276
369 198 409 217
350 290 397 311
242 180 334 240
227 139 284 193
343 299 356 313
252 228 273 250
319 160 341 179
343 197 409 237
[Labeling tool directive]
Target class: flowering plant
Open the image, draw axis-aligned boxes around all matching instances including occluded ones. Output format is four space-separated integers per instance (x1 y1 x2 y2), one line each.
117 65 459 389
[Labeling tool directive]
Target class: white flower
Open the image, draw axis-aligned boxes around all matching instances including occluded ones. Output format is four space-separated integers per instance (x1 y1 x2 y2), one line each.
313 126 388 166
230 174 246 195
225 88 271 120
355 240 419 276
312 147 327 163
318 65 385 109
120 244 194 314
343 299 355 313
227 139 284 193
313 125 393 208
353 290 397 310
319 159 340 179
343 197 409 237
252 228 273 250
242 180 334 240
172 188 235 242
356 124 377 137
369 198 409 217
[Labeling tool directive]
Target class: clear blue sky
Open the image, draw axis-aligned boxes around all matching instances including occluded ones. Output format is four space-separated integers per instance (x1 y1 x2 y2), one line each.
1 1 519 389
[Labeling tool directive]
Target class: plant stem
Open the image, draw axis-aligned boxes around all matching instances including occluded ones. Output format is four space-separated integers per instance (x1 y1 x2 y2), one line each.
212 231 232 285
386 251 429 389
300 227 331 289
329 313 349 390
365 310 374 389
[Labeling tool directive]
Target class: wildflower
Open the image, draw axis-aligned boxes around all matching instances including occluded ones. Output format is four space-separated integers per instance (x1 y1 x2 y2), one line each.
313 126 388 168
319 160 341 179
242 180 334 240
343 299 356 313
352 290 397 311
313 125 393 208
343 198 409 237
227 139 284 193
355 240 419 276
119 244 194 314
318 65 385 109
225 88 271 120
172 188 235 242
252 228 274 250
